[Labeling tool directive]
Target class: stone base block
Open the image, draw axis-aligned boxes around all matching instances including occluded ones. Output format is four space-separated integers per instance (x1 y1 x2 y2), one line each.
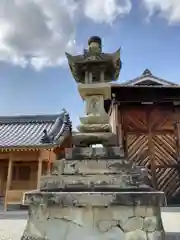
40 174 141 190
52 159 131 175
23 191 165 207
21 205 165 240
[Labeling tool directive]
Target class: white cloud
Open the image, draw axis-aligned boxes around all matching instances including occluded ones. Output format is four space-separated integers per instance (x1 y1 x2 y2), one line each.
142 0 180 24
0 0 78 70
0 0 131 70
83 0 132 24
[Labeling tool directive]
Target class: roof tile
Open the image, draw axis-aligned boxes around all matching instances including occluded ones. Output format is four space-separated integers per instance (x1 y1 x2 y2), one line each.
0 114 59 148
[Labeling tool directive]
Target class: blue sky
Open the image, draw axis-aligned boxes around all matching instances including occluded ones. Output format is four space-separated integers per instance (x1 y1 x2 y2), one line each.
0 0 180 128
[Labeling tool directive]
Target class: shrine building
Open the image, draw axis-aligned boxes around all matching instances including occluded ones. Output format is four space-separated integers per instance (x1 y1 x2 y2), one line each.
108 68 180 205
0 112 72 210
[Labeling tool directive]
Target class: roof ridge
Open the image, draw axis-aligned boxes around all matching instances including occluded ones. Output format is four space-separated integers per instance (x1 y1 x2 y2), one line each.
0 114 61 124
0 113 60 118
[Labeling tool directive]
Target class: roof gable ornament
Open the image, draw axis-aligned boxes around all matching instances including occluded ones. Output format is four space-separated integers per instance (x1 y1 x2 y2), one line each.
40 109 72 144
142 69 152 77
124 69 177 86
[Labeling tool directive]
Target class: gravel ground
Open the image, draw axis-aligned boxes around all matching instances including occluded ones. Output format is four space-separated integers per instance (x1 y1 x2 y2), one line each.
0 210 27 240
0 209 179 240
0 219 26 240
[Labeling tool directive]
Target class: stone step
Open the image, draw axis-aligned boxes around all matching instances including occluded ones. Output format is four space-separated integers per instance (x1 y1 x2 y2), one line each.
65 147 124 160
23 190 165 207
40 173 148 190
52 159 132 175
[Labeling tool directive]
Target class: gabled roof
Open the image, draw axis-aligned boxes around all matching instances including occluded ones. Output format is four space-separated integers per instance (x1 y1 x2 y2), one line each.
123 69 177 86
0 114 61 150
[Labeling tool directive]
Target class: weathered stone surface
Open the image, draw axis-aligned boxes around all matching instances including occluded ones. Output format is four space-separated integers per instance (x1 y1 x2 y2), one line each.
77 123 111 132
78 83 112 100
131 166 149 186
23 191 165 207
22 207 164 240
93 206 134 225
96 219 118 232
21 143 165 240
51 159 132 176
146 207 157 217
125 229 147 240
123 217 144 232
40 173 147 191
22 207 123 239
72 132 117 146
144 217 158 232
51 160 65 175
148 231 165 240
62 159 131 175
134 206 156 217
65 147 124 160
21 205 49 240
79 94 109 125
21 235 47 240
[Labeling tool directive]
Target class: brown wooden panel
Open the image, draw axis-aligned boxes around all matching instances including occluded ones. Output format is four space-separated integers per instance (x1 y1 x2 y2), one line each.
126 134 152 182
149 107 177 166
149 107 174 131
123 108 148 132
156 167 180 203
122 105 180 204
122 106 174 132
123 106 177 166
127 134 148 165
153 134 177 166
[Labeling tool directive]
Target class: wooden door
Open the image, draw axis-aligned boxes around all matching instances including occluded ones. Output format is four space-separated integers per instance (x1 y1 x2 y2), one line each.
122 105 180 204
150 107 180 204
122 108 151 180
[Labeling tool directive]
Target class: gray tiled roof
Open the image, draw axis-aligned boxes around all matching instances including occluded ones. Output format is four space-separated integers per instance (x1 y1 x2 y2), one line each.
0 114 61 149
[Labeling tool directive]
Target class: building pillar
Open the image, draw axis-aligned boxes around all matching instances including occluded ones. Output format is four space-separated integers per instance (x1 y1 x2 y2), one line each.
4 154 13 211
112 94 123 148
37 151 43 189
117 103 124 149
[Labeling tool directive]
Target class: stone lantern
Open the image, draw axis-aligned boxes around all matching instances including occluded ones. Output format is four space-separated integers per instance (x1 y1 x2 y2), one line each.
66 36 121 145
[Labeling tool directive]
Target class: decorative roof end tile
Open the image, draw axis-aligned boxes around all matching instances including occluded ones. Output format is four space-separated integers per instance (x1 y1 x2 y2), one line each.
142 69 152 76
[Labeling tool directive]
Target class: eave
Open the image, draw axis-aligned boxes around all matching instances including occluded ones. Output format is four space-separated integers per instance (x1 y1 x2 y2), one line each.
0 144 59 152
111 85 180 103
111 83 180 89
104 83 180 113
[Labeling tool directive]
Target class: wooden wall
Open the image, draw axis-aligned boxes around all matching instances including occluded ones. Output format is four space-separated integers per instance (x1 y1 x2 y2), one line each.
0 147 67 210
0 149 56 196
115 104 180 204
